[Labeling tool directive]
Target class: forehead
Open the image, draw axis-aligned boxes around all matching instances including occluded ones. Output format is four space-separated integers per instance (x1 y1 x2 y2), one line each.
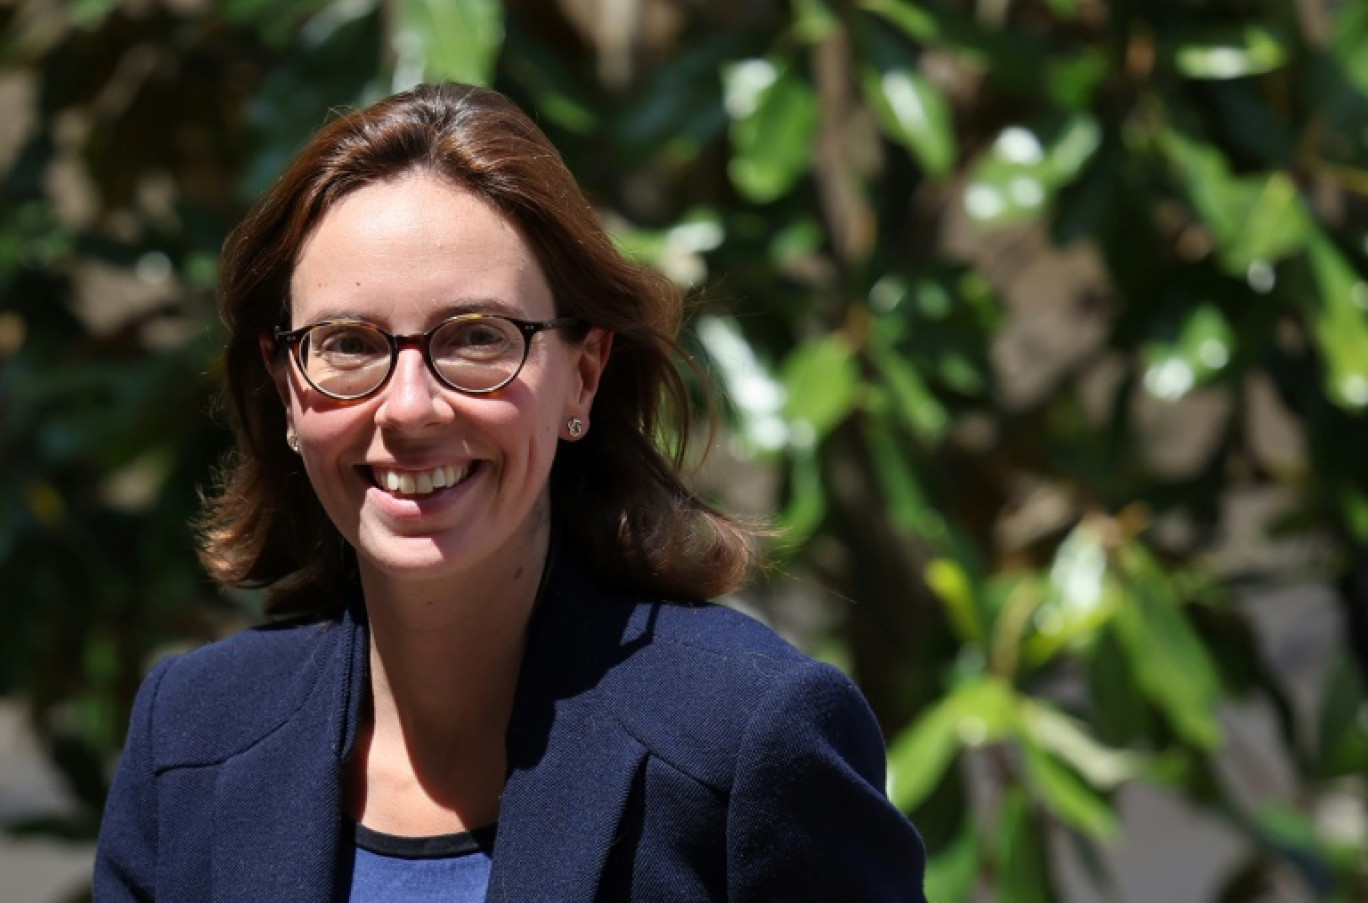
289 173 553 327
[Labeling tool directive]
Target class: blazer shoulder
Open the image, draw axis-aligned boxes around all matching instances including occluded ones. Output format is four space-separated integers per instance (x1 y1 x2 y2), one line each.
146 615 347 769
637 598 815 678
584 594 864 792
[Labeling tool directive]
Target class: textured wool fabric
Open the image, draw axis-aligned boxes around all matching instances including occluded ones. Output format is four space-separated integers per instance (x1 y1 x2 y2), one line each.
95 544 927 901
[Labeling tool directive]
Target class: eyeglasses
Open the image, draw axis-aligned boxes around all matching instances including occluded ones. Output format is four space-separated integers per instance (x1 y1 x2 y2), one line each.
274 314 582 400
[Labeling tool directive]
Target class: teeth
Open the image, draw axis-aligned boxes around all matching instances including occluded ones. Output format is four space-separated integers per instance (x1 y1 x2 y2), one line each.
373 464 470 497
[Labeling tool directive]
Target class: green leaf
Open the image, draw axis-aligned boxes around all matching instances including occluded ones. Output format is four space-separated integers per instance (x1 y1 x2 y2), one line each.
780 333 860 441
1337 486 1368 546
611 209 724 287
1247 804 1322 860
1313 651 1368 778
964 116 1101 226
925 557 984 645
1024 519 1120 664
68 0 119 28
1084 629 1150 746
886 677 1018 812
857 27 956 177
1224 174 1311 268
615 33 740 154
859 0 1058 100
1044 51 1109 110
1112 543 1223 749
1019 739 1119 839
502 27 598 134
1140 304 1236 402
861 67 956 177
693 315 789 453
1160 130 1311 274
1304 227 1368 411
1331 1 1368 94
1045 519 1110 618
793 0 840 42
239 15 381 196
768 218 825 269
776 445 826 549
867 335 949 441
923 820 980 903
997 788 1056 903
724 58 819 203
392 0 504 87
863 417 947 542
888 710 961 815
1170 24 1291 80
859 0 940 43
1020 699 1147 789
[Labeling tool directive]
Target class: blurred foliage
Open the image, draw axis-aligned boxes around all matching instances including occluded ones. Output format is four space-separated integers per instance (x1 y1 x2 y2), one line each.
3 0 1368 898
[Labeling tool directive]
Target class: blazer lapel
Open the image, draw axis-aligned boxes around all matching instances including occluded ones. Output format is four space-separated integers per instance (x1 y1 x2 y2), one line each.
486 548 649 902
488 694 645 902
204 549 645 901
210 605 369 902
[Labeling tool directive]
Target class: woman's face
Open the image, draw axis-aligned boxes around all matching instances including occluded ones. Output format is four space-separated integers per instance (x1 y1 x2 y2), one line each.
277 173 609 592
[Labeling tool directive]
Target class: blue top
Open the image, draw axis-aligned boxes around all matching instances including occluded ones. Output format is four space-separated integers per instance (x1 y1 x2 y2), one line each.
347 823 495 902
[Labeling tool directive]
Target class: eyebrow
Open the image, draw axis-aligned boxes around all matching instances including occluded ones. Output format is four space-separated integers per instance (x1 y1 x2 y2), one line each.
298 297 526 326
441 297 524 318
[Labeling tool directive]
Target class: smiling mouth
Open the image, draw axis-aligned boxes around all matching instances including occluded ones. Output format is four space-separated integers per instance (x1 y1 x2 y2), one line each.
368 463 475 498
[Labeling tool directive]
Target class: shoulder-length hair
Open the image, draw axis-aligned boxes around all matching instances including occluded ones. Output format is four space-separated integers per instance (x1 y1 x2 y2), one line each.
199 82 754 615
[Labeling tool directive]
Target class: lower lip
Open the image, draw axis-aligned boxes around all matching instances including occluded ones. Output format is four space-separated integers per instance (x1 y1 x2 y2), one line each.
362 465 479 516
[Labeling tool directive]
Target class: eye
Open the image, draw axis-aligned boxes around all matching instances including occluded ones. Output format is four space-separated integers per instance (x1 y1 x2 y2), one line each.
433 318 518 361
309 325 388 368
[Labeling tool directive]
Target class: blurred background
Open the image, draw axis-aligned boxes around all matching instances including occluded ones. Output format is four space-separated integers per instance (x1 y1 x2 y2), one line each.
2 0 1368 899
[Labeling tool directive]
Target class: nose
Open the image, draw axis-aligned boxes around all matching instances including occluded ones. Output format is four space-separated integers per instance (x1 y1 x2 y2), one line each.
373 347 452 429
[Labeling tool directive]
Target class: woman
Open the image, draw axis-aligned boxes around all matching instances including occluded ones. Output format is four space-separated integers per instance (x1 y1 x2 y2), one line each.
94 82 926 901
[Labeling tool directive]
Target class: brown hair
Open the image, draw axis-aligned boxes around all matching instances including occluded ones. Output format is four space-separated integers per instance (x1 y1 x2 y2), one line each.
198 83 754 615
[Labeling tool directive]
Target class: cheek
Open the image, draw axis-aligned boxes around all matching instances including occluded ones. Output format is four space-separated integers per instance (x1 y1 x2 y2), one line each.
508 407 561 462
291 401 372 469
493 399 565 482
289 374 369 441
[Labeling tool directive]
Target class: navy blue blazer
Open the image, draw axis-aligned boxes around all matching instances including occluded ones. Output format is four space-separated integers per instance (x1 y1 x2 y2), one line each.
95 548 927 901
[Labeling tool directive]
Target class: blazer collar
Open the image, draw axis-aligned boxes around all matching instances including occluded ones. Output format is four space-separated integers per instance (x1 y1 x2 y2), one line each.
210 587 368 902
209 545 647 901
488 545 648 900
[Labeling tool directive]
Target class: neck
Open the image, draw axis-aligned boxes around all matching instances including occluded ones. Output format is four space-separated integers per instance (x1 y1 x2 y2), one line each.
348 527 550 834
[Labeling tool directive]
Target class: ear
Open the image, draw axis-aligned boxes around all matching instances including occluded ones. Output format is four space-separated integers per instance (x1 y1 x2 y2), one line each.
259 333 291 407
567 327 613 417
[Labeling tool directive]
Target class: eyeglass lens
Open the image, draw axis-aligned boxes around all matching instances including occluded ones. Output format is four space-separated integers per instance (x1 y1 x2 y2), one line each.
299 317 528 397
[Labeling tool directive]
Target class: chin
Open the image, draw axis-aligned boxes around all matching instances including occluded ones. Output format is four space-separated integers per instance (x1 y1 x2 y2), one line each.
357 539 468 582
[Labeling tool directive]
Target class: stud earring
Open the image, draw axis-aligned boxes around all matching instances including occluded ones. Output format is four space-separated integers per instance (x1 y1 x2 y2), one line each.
286 432 300 454
567 417 584 438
